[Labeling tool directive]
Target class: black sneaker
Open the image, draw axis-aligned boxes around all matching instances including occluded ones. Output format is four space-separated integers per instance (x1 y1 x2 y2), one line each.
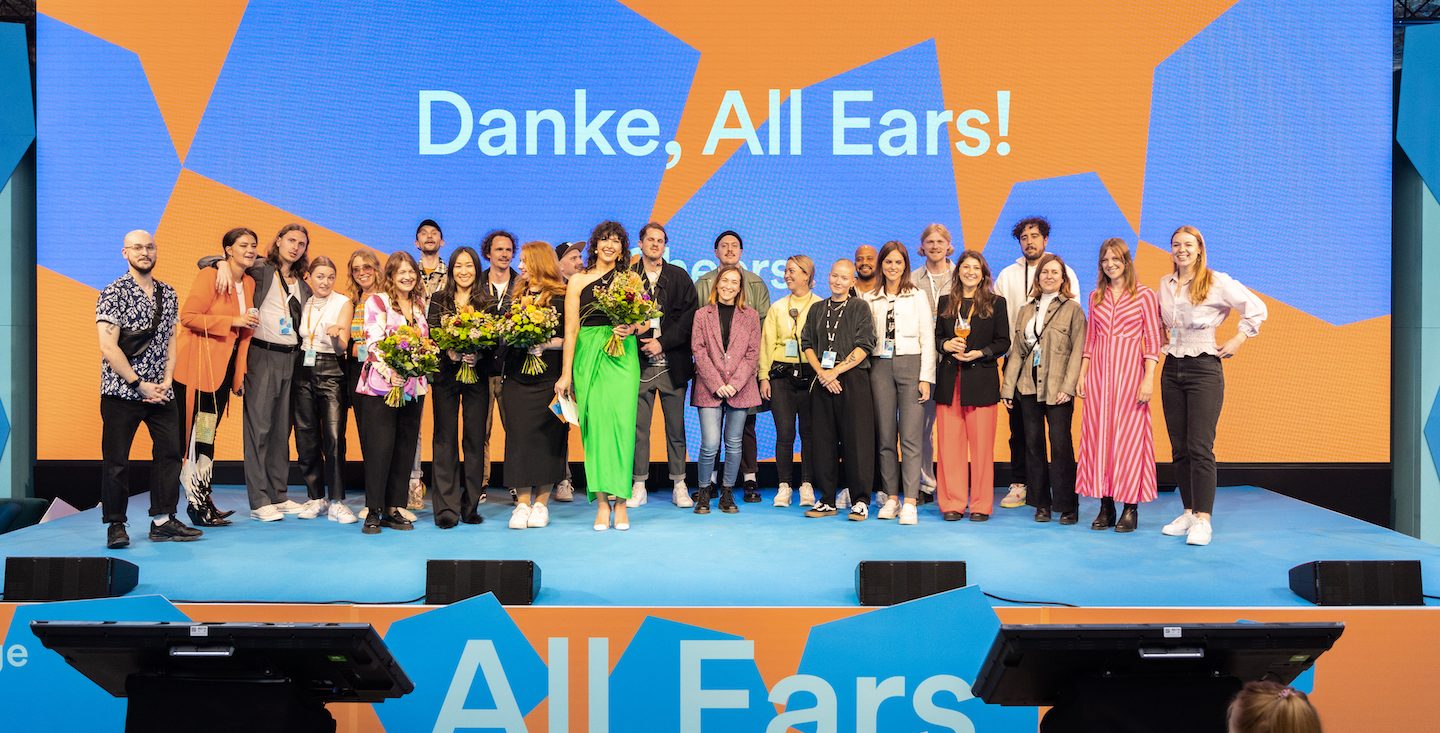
380 509 414 530
742 479 761 503
106 522 130 549
719 487 739 513
148 516 202 542
362 514 382 535
694 487 712 515
804 503 837 518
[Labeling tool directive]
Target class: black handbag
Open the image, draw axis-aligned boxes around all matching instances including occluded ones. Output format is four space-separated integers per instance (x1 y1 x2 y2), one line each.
118 292 163 358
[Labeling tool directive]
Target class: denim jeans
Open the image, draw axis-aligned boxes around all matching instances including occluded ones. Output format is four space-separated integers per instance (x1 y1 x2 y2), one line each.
697 404 747 489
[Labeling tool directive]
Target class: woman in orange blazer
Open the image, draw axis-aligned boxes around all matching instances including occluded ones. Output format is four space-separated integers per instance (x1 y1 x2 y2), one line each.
174 228 259 526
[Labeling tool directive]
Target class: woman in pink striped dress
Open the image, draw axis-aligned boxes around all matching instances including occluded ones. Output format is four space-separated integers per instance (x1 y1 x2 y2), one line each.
1076 239 1163 533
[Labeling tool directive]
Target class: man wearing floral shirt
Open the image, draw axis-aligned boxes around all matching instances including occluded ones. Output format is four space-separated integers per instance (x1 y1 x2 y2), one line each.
96 230 202 549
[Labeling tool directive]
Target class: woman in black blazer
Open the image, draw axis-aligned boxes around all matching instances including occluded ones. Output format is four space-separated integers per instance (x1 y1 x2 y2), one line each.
933 250 1010 522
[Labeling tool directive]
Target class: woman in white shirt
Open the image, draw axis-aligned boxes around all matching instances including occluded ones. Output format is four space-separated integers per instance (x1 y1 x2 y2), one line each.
293 257 355 522
1158 226 1267 547
865 241 936 525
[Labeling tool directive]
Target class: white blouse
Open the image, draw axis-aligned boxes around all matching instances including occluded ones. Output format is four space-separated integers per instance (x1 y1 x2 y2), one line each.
864 289 937 383
1159 270 1267 358
300 292 350 354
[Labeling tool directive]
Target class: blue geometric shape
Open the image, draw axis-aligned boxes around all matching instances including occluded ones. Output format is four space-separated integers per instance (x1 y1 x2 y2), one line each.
1140 0 1390 325
1424 386 1440 483
0 394 9 464
186 0 697 250
1399 24 1440 200
610 616 773 732
0 22 35 182
668 39 963 460
35 15 181 291
374 593 547 730
791 586 1036 733
982 172 1137 306
0 596 191 733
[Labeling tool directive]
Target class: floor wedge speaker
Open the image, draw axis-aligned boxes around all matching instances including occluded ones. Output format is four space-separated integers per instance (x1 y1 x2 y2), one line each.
3 556 139 601
1288 560 1422 606
426 560 541 605
856 560 966 606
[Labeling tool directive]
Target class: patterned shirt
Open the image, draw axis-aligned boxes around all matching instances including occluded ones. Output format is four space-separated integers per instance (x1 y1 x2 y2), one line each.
419 258 448 300
95 273 178 401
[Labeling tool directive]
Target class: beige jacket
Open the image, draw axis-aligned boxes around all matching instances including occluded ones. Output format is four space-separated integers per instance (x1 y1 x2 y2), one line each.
1000 295 1086 405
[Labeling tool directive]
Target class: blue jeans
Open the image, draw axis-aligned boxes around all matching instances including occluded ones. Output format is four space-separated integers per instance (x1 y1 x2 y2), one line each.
697 404 747 489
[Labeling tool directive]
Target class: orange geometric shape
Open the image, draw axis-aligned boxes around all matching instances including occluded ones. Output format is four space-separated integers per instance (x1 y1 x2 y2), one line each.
40 0 250 161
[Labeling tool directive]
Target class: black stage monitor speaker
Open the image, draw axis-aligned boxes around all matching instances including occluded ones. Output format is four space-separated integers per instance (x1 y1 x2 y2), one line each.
4 556 139 601
1288 560 1422 606
426 559 541 605
856 560 966 606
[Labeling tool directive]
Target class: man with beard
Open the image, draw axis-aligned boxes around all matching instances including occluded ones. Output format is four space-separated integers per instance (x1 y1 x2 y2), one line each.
853 244 881 296
480 230 520 498
555 241 585 282
993 217 1079 511
629 222 698 508
415 219 448 299
96 230 202 548
694 230 771 502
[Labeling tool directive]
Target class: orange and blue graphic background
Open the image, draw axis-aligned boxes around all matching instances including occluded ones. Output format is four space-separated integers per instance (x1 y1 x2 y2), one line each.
35 0 1391 463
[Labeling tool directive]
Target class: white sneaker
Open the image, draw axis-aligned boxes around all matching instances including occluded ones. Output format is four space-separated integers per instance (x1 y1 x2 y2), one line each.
626 483 647 508
1186 517 1213 546
875 491 889 510
297 498 328 520
273 499 305 514
673 486 694 508
836 488 851 509
921 482 936 496
526 503 549 528
798 483 816 507
1162 510 1197 537
877 497 899 520
554 480 574 502
396 506 418 522
250 505 284 522
509 503 531 530
999 484 1027 509
774 483 793 507
899 503 918 525
328 502 358 524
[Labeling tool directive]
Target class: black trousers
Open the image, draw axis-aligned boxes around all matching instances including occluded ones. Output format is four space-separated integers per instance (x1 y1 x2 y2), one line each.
1006 390 1028 485
769 374 814 487
809 369 876 506
1160 354 1224 514
740 413 758 477
430 374 489 521
354 392 425 513
294 356 347 501
1017 393 1077 513
100 395 182 524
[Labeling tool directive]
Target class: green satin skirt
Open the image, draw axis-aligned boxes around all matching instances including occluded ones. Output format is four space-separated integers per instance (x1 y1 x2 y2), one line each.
574 326 640 500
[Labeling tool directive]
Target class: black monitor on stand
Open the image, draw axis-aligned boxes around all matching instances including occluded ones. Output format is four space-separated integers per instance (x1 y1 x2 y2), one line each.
31 621 414 733
972 622 1344 733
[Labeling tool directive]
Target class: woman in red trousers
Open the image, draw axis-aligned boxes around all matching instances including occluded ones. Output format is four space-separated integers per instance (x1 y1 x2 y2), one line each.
1076 238 1164 532
932 250 1009 522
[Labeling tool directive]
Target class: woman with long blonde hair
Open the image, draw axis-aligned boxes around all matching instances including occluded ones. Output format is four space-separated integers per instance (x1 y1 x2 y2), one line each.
1157 226 1267 546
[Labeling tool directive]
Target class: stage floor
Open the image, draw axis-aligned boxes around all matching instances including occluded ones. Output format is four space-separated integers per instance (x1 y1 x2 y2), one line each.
2 485 1436 607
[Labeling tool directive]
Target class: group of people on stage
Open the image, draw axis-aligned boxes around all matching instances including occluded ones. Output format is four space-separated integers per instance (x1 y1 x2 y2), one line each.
95 214 1265 548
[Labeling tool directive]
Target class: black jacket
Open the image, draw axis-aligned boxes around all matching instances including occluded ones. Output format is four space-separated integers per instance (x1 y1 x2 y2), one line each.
933 294 1009 407
631 260 698 389
196 256 311 331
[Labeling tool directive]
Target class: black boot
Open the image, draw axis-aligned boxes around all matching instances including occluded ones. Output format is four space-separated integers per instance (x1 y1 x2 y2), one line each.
1090 497 1116 530
693 487 712 514
1034 506 1052 523
1115 504 1139 533
719 487 739 513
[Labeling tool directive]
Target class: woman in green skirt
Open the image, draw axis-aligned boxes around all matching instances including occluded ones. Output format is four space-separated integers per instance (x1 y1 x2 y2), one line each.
556 221 642 530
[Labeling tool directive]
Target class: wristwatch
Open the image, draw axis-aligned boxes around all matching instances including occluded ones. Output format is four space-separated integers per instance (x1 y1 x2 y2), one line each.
127 376 142 390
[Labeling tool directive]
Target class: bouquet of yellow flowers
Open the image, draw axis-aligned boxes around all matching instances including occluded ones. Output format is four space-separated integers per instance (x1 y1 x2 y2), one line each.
587 270 662 357
432 306 500 384
499 294 560 375
372 324 440 407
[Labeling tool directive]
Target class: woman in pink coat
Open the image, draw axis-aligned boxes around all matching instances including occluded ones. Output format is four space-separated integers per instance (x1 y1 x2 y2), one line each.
690 265 762 515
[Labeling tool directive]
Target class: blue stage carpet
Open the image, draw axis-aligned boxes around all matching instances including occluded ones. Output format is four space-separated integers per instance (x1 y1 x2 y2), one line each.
2 486 1436 607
